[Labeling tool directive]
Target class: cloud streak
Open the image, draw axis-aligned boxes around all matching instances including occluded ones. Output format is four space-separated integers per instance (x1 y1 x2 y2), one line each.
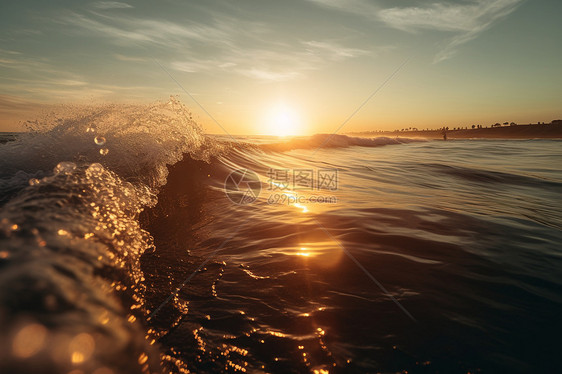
61 11 228 46
378 0 523 62
170 39 371 82
308 0 523 62
0 48 154 101
59 11 370 82
378 0 521 32
92 2 133 10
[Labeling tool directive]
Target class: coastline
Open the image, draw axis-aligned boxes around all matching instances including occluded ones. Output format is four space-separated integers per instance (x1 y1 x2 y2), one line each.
348 123 562 139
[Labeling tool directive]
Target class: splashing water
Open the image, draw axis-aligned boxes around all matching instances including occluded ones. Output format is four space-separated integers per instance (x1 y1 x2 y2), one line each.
94 136 107 146
0 97 213 373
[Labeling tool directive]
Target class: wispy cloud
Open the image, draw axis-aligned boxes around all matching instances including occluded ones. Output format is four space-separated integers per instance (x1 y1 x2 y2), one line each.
378 1 517 32
307 0 523 62
114 54 147 62
378 0 523 62
0 48 22 56
302 40 370 61
0 94 40 111
307 0 377 15
239 69 302 82
92 2 133 10
0 49 152 100
171 59 223 74
60 11 370 82
60 10 257 49
169 39 370 82
0 51 78 81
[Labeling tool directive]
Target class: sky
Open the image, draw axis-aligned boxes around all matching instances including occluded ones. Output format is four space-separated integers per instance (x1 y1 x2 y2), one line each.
0 0 561 134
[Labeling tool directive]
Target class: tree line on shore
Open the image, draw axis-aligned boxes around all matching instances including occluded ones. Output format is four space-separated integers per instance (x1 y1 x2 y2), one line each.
355 119 562 134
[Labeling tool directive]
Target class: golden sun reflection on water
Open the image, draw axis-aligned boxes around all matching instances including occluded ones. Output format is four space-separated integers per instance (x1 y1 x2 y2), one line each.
297 247 310 257
287 241 344 267
293 203 309 213
266 174 338 215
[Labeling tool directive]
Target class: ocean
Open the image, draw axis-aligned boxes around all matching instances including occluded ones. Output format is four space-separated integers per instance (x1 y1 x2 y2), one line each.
0 100 561 373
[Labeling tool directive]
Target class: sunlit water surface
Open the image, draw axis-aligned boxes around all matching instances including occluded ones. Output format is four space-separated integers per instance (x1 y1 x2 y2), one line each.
0 110 561 373
173 138 561 373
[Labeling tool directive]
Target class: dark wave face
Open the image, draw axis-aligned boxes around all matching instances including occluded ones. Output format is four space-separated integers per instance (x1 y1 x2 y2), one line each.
1 102 561 373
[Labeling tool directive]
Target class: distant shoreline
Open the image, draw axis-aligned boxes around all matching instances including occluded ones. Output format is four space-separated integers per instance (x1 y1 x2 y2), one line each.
348 123 562 139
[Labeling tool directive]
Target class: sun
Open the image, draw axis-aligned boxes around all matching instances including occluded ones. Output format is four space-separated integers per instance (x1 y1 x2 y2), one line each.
265 103 301 137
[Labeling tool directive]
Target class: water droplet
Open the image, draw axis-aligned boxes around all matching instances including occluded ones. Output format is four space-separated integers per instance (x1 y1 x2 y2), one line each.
29 178 40 186
69 333 95 364
55 162 76 174
86 125 96 133
94 136 106 146
12 323 47 358
99 148 109 156
71 351 84 364
138 352 148 365
99 311 110 325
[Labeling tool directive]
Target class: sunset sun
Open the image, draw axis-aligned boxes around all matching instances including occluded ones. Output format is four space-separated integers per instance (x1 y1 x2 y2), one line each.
265 104 302 137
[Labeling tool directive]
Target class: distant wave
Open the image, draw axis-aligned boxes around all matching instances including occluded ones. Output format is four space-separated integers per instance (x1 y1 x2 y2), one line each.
422 162 562 190
260 133 424 152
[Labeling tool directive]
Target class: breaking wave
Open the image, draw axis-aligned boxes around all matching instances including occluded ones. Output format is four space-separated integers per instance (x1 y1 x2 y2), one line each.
0 98 214 373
